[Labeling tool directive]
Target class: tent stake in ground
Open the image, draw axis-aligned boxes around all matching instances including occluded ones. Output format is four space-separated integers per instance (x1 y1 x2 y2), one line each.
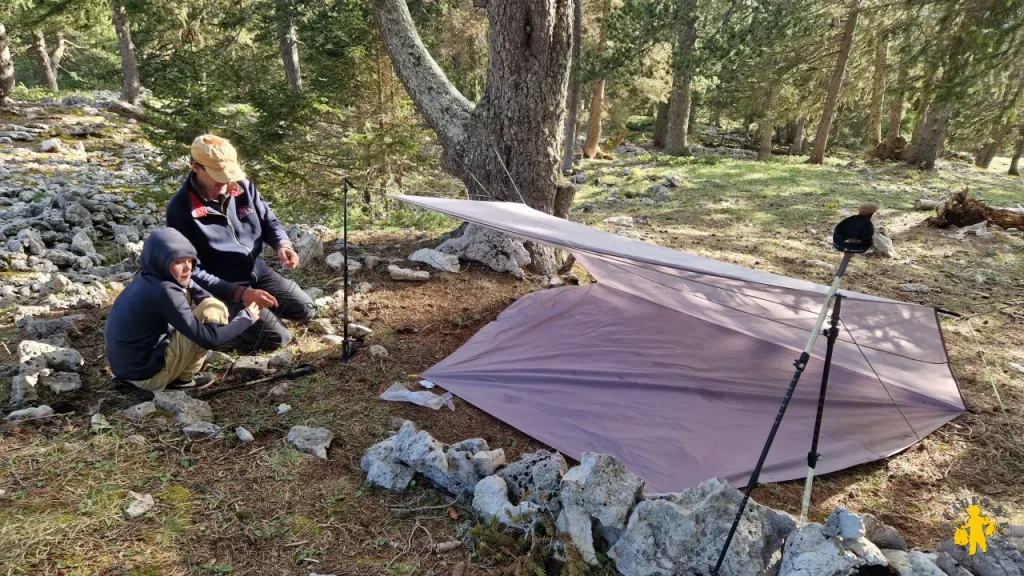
712 204 877 575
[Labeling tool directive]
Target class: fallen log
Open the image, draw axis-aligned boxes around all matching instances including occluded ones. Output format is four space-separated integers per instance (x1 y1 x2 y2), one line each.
914 198 946 211
106 100 149 124
928 187 1024 229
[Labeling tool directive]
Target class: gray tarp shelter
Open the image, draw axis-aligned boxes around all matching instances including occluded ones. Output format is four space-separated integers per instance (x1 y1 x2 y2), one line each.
393 194 965 493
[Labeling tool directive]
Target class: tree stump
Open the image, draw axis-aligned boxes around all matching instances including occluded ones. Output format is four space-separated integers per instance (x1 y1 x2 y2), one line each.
928 187 1024 229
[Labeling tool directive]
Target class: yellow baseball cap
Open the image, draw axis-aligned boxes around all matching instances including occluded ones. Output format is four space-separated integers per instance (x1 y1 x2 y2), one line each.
190 134 246 184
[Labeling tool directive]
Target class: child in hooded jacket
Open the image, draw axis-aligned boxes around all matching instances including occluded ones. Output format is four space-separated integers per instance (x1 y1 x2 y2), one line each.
104 228 258 391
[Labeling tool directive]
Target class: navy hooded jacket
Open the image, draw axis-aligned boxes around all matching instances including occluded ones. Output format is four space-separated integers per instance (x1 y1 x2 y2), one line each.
104 228 256 381
166 176 291 304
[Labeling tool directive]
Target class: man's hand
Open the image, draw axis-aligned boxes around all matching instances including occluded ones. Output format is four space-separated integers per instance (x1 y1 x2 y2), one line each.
278 245 300 270
241 288 278 309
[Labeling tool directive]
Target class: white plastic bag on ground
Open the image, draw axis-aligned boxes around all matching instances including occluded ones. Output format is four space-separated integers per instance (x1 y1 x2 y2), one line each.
379 382 454 411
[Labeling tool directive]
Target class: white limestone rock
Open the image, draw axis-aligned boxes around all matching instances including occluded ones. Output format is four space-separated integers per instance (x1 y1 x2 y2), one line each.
823 507 866 540
6 405 55 421
392 420 447 473
121 401 156 420
473 475 542 529
153 390 213 426
560 453 645 564
287 425 333 460
609 478 797 576
436 223 530 277
182 421 223 439
388 264 429 281
124 491 154 519
409 248 460 273
361 438 415 491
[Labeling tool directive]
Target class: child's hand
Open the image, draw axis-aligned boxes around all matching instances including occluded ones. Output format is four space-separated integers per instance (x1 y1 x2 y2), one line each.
247 302 261 318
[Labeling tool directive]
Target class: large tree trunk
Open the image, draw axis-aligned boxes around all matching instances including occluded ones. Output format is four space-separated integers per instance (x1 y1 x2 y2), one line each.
1009 135 1024 176
910 97 929 145
561 0 582 172
0 24 13 106
809 0 861 164
51 32 65 73
111 0 141 104
276 0 302 91
687 90 699 137
374 0 572 274
975 69 1024 169
789 117 806 155
582 81 605 158
758 84 779 160
909 67 937 147
906 100 953 170
976 124 1012 169
664 0 698 157
758 122 773 160
885 60 907 148
582 0 611 159
653 99 670 148
865 31 887 148
33 30 58 92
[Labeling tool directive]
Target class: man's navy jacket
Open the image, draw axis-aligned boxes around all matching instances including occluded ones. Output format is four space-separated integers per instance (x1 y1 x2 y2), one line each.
166 176 291 304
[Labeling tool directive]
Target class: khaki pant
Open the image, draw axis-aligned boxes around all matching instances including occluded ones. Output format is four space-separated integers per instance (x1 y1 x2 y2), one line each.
132 298 229 391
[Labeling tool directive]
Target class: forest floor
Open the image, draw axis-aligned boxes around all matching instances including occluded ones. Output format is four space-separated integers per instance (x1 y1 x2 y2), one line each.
1 103 1023 576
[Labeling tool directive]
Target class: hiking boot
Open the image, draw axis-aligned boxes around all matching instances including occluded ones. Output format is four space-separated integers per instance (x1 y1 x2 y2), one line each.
166 372 217 391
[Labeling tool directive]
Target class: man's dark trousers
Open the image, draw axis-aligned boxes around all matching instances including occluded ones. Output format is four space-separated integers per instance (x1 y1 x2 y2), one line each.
229 268 315 351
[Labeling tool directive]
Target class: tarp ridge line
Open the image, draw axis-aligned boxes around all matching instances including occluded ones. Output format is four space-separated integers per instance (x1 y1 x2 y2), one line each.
390 194 906 305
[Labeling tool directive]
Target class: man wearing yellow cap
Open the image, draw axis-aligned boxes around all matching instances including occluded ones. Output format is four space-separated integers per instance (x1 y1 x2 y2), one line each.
166 134 315 350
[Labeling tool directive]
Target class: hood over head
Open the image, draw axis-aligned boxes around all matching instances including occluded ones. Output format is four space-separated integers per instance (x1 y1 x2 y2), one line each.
141 228 199 283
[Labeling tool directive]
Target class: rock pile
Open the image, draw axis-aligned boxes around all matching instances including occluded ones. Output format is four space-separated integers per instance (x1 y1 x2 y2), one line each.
361 420 507 495
436 223 531 277
0 114 157 301
360 431 1000 576
611 477 796 575
10 339 85 407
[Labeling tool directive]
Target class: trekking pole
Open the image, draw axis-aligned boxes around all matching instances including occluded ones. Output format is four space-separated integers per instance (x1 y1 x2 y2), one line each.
341 178 359 364
712 203 877 575
799 292 843 525
195 363 317 399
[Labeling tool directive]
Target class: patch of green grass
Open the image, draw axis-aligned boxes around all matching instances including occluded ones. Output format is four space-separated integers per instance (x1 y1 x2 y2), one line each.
387 563 417 576
263 445 303 481
320 477 356 512
75 486 124 516
287 515 323 538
